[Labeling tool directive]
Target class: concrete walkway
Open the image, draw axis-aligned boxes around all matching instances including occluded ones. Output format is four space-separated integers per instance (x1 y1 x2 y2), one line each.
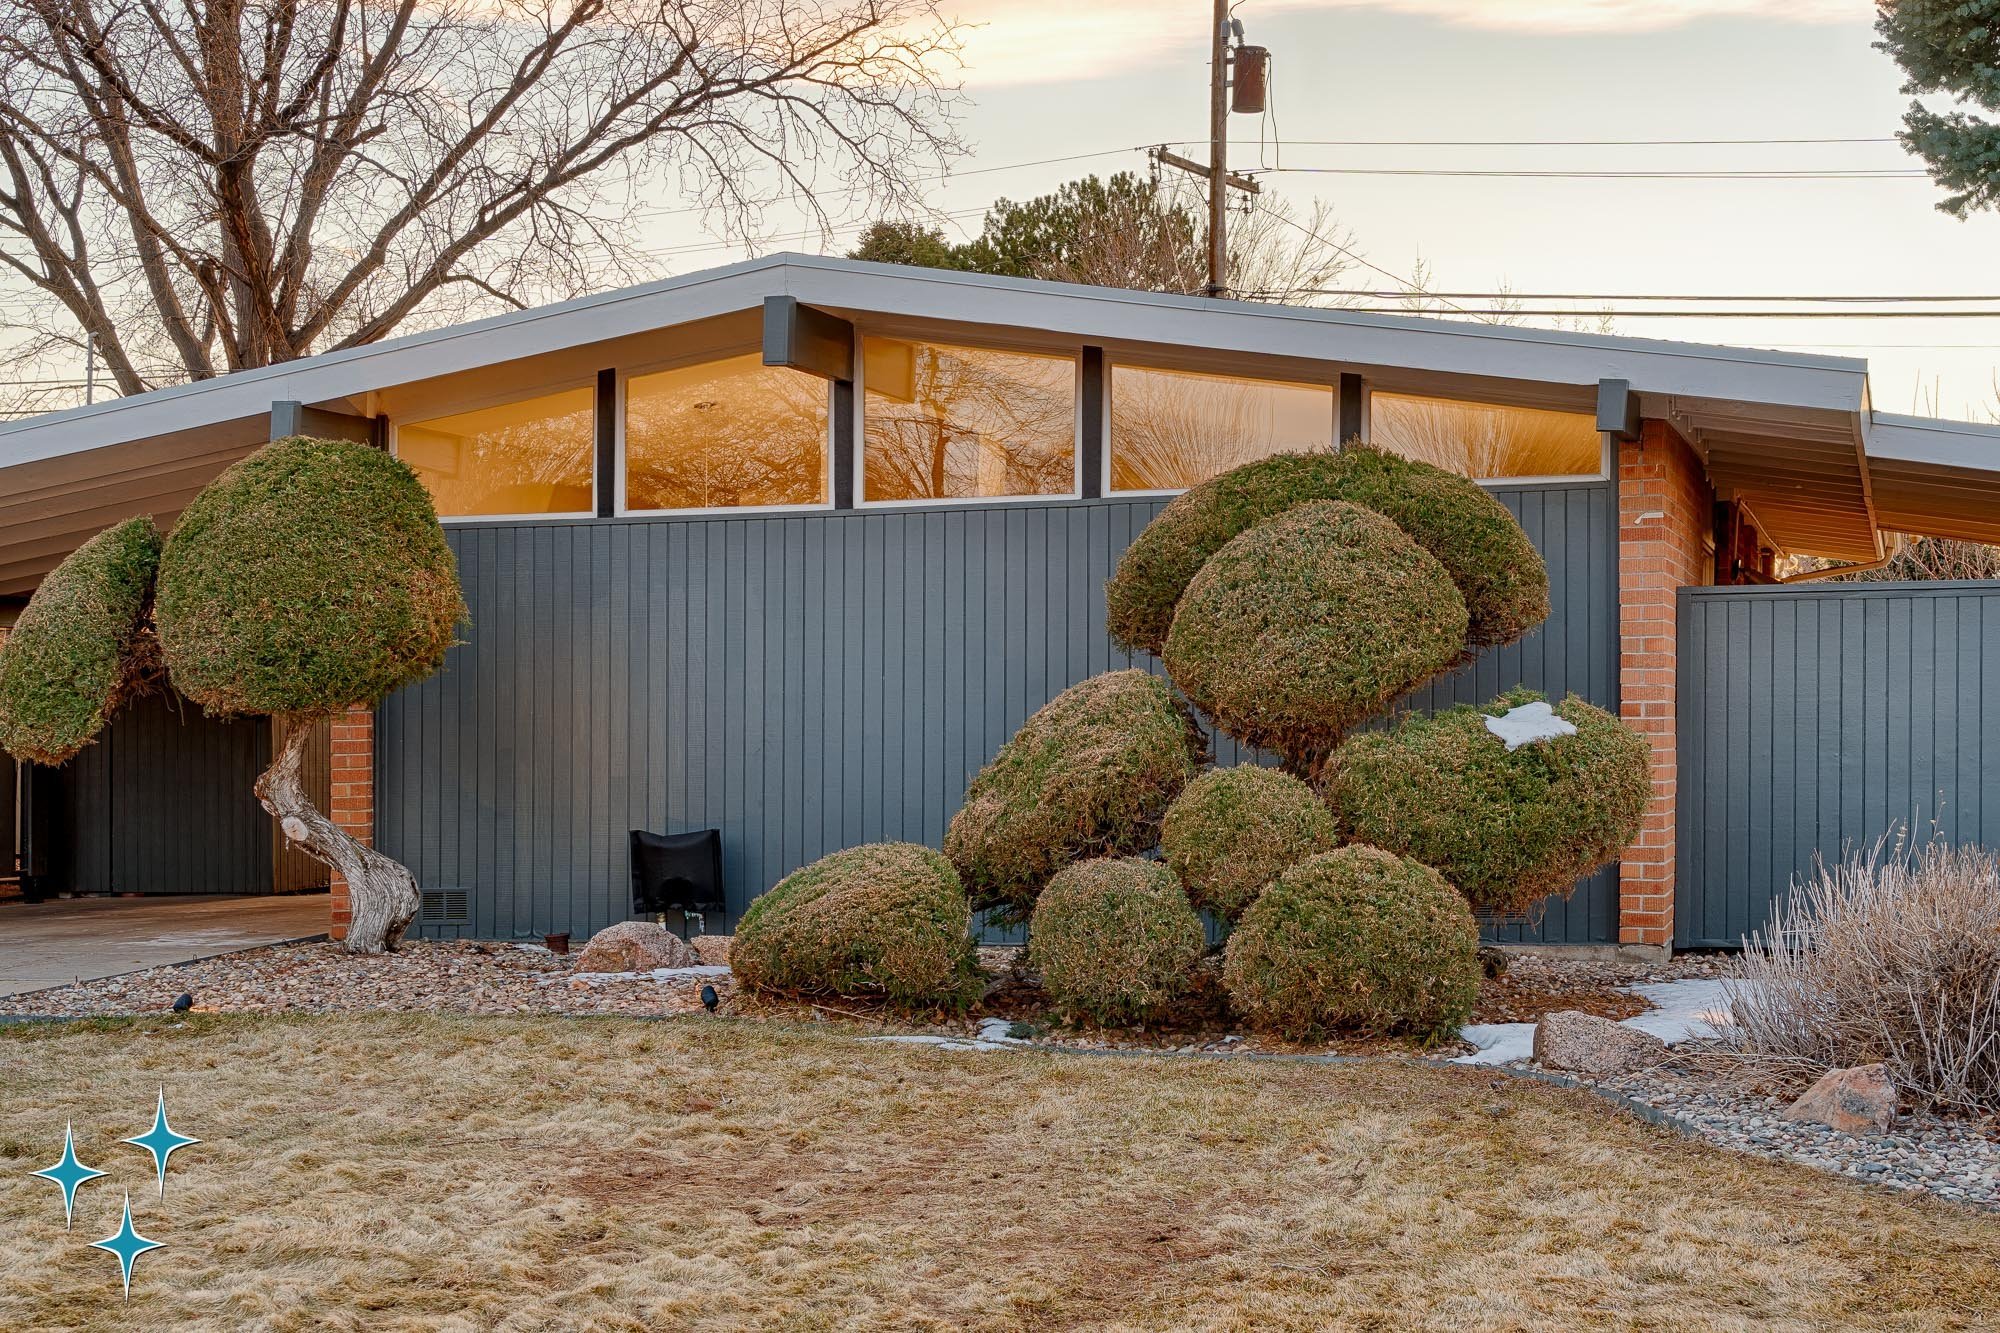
0 895 329 998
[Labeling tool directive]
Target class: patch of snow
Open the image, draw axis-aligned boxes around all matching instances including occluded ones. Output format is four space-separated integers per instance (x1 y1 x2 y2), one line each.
541 964 733 986
862 1018 1032 1054
1453 978 1751 1065
974 1017 1031 1045
1621 979 1742 1045
863 1034 1013 1053
1453 1023 1536 1066
1482 700 1578 752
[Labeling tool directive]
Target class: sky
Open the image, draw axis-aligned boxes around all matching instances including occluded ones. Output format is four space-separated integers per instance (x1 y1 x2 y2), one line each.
645 0 2000 421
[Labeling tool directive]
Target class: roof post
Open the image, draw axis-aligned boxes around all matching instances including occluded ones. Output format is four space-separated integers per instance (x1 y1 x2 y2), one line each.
1080 347 1105 499
269 401 375 445
1338 373 1364 445
763 295 854 382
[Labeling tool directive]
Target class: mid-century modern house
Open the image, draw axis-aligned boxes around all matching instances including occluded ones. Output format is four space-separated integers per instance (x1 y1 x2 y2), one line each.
5 254 2000 954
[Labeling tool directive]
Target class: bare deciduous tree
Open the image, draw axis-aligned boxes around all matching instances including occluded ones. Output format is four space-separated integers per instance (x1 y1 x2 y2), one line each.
0 0 964 402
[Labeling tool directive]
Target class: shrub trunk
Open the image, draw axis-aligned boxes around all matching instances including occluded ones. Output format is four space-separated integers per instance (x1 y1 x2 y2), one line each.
254 711 419 953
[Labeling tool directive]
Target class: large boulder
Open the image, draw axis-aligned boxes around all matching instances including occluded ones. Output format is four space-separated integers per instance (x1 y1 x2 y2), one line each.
1532 1010 1667 1077
1781 1063 1897 1135
576 921 697 973
1162 502 1468 772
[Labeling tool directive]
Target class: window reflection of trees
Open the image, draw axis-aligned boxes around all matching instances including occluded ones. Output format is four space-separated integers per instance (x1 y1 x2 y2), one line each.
864 340 1075 500
1110 368 1333 491
626 357 828 509
401 389 595 516
1369 395 1601 480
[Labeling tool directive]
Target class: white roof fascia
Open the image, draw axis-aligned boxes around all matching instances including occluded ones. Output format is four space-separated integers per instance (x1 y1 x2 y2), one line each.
1867 412 2000 473
777 254 1870 415
3 252 1873 472
0 256 792 469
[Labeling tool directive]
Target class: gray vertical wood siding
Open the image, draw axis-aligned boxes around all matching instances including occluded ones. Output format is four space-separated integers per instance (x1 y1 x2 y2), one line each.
382 481 1618 942
1676 581 2000 949
48 693 272 895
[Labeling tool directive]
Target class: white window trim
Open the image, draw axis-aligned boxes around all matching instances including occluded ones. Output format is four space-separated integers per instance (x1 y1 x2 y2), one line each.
614 360 837 518
388 382 598 524
855 333 1083 508
1102 355 1341 498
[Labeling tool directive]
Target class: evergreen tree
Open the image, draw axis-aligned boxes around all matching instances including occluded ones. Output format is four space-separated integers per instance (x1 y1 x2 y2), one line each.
1876 2 2000 217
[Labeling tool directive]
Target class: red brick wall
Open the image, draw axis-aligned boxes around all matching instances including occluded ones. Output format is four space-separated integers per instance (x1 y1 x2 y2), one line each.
326 704 375 941
1617 420 1713 949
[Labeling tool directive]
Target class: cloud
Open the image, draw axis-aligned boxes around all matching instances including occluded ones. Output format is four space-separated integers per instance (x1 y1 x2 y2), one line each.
947 0 1866 86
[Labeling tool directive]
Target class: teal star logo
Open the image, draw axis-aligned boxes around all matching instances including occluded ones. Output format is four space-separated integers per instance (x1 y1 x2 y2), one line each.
90 1192 164 1301
122 1089 199 1201
31 1121 107 1229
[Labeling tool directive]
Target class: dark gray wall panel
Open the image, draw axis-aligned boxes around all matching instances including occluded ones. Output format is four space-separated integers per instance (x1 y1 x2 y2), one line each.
1400 482 1621 945
383 483 1619 942
1676 581 2000 949
47 692 270 895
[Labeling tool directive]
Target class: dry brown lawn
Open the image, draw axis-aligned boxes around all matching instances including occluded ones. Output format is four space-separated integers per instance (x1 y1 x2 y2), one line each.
1 1014 1995 1331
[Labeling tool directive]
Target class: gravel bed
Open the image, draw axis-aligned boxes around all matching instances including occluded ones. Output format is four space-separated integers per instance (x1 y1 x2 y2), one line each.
0 939 730 1019
1531 1060 2000 1211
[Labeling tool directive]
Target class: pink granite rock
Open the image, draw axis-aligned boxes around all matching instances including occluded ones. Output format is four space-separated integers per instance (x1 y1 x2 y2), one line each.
1781 1063 1897 1136
575 921 695 973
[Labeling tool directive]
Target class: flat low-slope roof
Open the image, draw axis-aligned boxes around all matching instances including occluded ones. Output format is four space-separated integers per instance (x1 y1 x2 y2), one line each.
3 252 1996 594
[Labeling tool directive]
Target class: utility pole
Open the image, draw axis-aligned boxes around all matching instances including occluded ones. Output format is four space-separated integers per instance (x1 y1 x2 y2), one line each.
1207 0 1229 298
1153 6 1268 297
84 329 95 405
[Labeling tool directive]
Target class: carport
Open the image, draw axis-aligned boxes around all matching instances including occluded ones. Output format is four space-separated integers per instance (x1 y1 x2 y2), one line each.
0 894 329 999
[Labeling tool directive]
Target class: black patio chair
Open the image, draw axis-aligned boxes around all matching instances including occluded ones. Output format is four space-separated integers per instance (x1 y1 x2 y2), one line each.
629 828 726 936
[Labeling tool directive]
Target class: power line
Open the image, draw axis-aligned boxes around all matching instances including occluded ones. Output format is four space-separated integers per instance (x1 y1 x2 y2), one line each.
1326 308 2000 319
1254 204 1491 322
1204 136 1902 148
1292 291 2000 304
1254 167 1925 180
629 146 1153 223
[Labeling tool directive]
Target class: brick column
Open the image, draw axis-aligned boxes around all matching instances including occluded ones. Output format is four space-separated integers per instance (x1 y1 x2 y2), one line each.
1616 421 1713 952
326 704 375 941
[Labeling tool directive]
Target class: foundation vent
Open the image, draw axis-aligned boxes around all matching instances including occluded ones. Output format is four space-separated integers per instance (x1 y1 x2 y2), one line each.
419 889 470 924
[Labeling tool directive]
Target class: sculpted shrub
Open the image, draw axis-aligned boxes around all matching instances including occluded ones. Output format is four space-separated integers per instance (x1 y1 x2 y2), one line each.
946 670 1206 923
0 517 162 765
1162 502 1466 773
1324 689 1650 918
1104 446 1548 657
1223 846 1481 1042
733 843 980 1010
1029 858 1205 1024
1161 765 1337 921
154 437 465 952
